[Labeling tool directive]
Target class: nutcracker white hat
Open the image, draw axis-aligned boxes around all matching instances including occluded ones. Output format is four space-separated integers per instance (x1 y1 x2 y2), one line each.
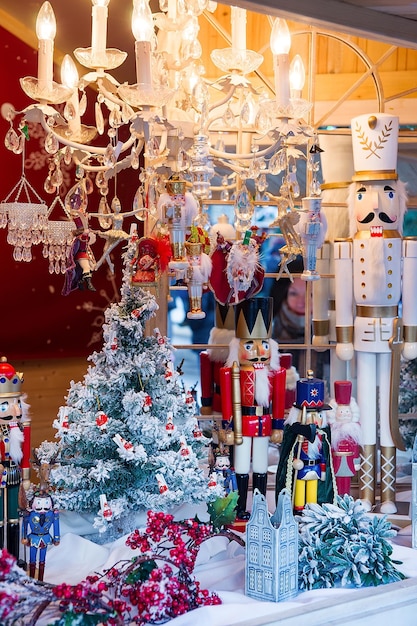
351 113 399 181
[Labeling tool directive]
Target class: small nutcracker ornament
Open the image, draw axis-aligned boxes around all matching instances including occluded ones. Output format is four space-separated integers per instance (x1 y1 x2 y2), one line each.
157 174 199 282
334 112 417 513
220 297 286 520
184 233 212 320
209 446 237 495
0 356 30 561
21 490 60 581
131 235 171 289
296 197 327 281
275 371 335 512
327 381 361 496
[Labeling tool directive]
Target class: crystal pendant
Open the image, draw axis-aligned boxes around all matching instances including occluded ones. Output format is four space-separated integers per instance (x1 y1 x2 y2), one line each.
234 181 253 222
79 91 87 116
85 175 94 195
48 260 54 274
130 146 139 170
4 127 19 152
64 101 76 122
222 104 235 127
51 167 64 189
95 102 105 136
133 187 146 221
98 196 112 229
95 171 108 191
44 132 59 155
65 179 88 215
44 176 56 194
104 143 116 166
63 146 73 166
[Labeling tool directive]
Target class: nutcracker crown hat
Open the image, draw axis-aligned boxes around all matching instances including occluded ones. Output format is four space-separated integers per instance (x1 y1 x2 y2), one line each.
235 297 273 339
294 370 330 410
333 380 352 405
351 113 399 181
319 132 354 190
166 174 186 195
0 356 23 397
215 303 235 331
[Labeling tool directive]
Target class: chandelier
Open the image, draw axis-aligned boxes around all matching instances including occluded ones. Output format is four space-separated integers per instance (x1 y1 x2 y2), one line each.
2 0 322 279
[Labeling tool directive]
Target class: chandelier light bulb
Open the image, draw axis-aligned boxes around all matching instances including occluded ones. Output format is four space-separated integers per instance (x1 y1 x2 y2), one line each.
289 54 305 95
132 0 154 42
270 18 291 56
92 0 110 6
61 55 79 89
36 1 57 41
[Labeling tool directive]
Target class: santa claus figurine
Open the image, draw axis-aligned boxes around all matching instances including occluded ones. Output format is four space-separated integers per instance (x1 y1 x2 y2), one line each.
334 113 417 513
219 297 286 520
327 380 361 496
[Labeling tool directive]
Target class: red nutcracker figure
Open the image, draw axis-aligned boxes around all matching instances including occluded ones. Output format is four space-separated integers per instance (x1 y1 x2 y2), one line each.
334 113 417 513
21 490 60 581
220 298 286 520
328 381 361 496
0 357 30 561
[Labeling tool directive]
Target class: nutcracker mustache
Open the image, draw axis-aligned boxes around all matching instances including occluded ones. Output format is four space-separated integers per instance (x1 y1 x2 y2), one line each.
358 212 396 224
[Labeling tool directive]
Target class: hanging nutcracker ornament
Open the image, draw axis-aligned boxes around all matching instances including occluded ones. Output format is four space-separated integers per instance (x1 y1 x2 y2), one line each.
296 197 327 280
184 226 212 320
157 174 199 283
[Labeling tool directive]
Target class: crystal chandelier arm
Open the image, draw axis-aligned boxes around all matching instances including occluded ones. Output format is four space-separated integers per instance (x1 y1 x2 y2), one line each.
207 85 238 114
209 138 282 162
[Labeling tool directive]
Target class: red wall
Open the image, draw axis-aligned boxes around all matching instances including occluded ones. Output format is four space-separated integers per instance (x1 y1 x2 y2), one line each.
0 26 140 359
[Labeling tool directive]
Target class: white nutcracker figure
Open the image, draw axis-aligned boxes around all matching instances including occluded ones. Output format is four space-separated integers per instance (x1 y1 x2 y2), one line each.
334 113 417 513
313 133 355 391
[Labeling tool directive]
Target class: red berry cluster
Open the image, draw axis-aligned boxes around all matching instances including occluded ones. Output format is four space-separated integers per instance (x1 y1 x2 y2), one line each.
0 548 16 582
43 510 222 624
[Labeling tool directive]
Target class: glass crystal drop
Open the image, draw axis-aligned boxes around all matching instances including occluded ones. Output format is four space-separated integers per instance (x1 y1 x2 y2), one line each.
121 103 132 124
64 146 73 166
55 259 61 274
269 152 282 175
44 132 59 155
64 101 76 122
130 146 139 170
220 188 229 201
44 176 56 194
109 108 122 128
133 187 146 221
257 174 267 193
104 143 116 166
222 104 235 127
95 102 105 136
22 247 32 262
48 260 54 274
51 167 64 189
65 180 88 214
13 247 23 262
14 135 25 155
95 171 107 190
85 175 94 195
241 101 250 125
98 197 112 229
4 127 19 151
234 182 253 221
42 244 49 258
79 91 87 116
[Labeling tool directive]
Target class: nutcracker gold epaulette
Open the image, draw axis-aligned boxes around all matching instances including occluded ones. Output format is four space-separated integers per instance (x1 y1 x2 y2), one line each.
0 356 23 397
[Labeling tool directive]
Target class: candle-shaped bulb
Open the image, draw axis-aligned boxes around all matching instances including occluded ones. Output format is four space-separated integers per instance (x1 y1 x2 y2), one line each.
36 1 56 41
290 54 305 94
231 6 246 52
132 0 154 42
61 55 79 89
270 18 291 55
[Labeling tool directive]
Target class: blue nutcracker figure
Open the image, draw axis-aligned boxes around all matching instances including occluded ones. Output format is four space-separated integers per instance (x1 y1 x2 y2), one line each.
21 490 60 581
275 371 336 512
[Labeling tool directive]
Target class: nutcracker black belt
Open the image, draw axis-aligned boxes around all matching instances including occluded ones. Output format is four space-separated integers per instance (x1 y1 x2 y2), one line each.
304 460 318 466
241 406 271 416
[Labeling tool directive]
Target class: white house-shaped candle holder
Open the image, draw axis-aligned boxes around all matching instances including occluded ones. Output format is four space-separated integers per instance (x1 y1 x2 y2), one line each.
245 488 298 602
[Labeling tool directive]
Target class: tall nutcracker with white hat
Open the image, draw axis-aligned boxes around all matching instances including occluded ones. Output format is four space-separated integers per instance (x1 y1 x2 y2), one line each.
334 113 417 513
219 297 286 520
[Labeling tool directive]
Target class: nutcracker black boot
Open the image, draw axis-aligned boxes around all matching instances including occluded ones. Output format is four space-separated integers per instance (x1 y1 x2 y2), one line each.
235 473 250 520
81 272 96 292
252 472 268 496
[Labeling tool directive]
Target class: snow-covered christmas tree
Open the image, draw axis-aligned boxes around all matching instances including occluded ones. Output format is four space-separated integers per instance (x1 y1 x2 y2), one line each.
39 234 222 541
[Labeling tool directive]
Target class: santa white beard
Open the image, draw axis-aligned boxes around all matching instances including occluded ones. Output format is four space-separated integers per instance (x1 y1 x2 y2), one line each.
330 420 362 450
8 423 24 464
254 366 271 407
